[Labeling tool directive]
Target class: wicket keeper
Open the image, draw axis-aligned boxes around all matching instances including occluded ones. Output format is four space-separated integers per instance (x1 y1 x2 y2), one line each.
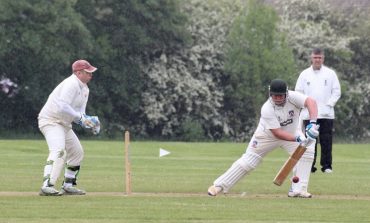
38 59 100 196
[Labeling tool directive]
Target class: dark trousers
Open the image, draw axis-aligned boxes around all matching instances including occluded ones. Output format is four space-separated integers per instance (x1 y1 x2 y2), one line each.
303 119 334 172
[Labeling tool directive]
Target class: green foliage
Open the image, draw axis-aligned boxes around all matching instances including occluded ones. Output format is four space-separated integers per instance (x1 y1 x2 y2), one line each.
77 0 189 58
176 118 206 141
336 31 370 139
223 0 296 140
0 0 93 131
0 0 190 139
276 0 356 67
140 0 240 139
1 0 370 140
75 0 190 138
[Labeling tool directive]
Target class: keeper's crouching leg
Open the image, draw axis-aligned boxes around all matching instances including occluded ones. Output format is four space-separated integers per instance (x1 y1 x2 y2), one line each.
43 149 67 187
60 165 86 195
39 150 66 196
63 165 80 187
61 131 85 195
213 151 262 193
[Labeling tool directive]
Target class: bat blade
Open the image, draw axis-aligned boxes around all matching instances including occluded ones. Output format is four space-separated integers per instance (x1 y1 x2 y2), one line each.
273 145 307 186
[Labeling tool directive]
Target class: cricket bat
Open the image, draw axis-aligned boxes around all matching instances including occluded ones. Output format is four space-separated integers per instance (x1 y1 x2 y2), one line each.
273 145 307 186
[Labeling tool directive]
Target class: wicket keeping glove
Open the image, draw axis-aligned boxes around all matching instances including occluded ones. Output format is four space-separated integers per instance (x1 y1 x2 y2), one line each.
305 121 319 139
91 116 101 135
77 114 98 129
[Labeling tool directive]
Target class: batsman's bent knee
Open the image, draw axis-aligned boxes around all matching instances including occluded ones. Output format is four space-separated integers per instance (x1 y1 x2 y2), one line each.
238 150 263 171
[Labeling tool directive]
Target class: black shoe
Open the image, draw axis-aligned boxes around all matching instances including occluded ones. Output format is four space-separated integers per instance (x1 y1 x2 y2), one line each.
321 166 332 173
311 166 317 173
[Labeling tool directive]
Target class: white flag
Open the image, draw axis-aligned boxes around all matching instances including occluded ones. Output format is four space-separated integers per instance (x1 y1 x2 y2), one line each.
159 148 170 157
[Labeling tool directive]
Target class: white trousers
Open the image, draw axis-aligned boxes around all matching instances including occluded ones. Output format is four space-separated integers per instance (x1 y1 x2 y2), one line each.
247 130 315 192
40 123 84 166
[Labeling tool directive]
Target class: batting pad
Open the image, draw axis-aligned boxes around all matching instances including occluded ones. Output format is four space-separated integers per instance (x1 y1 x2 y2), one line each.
214 151 262 193
291 149 314 193
49 149 67 186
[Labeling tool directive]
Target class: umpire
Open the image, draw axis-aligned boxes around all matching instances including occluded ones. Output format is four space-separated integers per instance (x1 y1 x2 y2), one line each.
295 48 341 173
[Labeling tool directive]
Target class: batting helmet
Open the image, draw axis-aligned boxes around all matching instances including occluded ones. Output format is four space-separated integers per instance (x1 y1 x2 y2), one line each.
269 79 288 95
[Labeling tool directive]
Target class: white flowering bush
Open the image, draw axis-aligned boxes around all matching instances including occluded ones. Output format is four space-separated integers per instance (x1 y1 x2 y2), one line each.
140 0 242 139
275 0 356 68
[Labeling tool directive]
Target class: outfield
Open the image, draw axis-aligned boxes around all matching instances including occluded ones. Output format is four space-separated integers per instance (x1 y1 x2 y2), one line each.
0 139 369 222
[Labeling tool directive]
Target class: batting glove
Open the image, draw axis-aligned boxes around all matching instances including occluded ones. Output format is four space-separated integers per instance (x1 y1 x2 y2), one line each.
305 121 319 139
296 135 315 147
302 136 315 147
295 135 307 143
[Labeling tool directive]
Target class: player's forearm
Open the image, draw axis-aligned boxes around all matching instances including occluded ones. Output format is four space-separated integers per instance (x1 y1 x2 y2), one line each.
305 97 318 122
270 128 296 142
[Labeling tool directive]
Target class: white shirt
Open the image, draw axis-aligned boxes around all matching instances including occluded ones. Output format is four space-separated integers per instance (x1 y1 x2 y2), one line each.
255 91 307 138
38 74 89 128
295 65 341 119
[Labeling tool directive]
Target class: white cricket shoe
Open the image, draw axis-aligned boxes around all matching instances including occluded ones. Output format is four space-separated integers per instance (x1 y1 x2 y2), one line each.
288 191 312 198
39 186 61 196
208 185 223 196
324 169 333 173
59 186 86 195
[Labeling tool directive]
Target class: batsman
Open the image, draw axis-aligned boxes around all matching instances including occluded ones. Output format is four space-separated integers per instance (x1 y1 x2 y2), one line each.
38 59 100 196
208 79 319 198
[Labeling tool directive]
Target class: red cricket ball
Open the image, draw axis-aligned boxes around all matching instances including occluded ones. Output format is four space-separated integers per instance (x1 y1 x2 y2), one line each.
292 176 299 183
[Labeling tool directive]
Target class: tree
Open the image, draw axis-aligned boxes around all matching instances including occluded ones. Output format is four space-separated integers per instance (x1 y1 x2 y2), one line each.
140 0 240 139
0 0 93 133
75 0 190 138
223 0 296 140
275 0 356 68
337 30 370 140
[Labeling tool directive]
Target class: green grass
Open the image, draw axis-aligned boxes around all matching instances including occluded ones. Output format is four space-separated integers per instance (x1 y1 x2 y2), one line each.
0 140 370 222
